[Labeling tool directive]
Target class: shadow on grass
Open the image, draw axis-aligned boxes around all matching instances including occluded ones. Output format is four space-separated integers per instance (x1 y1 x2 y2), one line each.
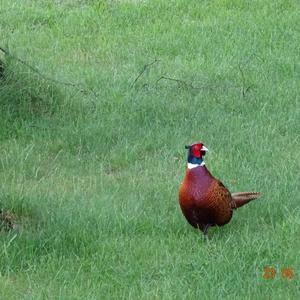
0 53 64 139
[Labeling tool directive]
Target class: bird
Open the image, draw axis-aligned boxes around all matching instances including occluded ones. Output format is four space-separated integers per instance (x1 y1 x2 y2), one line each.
179 141 261 234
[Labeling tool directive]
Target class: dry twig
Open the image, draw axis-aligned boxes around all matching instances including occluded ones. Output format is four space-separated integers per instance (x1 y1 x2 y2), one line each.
131 59 160 88
156 75 246 93
0 45 98 99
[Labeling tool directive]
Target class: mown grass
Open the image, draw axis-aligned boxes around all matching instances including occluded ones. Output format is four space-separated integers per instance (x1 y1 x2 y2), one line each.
0 0 299 299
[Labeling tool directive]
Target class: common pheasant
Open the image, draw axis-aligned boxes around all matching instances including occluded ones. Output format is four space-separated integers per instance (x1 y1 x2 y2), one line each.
179 142 261 234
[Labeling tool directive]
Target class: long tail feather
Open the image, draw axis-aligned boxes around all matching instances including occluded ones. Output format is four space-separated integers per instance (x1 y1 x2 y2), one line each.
231 192 261 209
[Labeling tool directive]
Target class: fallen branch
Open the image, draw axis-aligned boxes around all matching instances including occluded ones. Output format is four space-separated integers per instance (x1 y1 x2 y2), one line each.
0 45 98 99
238 64 247 97
156 75 247 93
131 58 160 88
238 64 253 97
156 76 191 89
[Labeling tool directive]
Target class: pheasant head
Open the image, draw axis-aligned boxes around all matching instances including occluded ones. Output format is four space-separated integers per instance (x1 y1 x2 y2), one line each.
185 142 209 168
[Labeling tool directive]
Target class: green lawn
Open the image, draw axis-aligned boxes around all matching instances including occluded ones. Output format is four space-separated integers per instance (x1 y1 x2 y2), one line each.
0 0 299 299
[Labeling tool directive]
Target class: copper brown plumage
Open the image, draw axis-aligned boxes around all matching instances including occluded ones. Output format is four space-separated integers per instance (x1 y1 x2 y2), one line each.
179 142 261 234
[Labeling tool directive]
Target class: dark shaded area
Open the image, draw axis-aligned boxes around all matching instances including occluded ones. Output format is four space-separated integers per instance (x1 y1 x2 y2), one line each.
0 58 5 78
0 209 17 231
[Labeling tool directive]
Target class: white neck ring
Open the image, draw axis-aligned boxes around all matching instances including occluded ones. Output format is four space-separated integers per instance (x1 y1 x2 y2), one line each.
187 162 205 169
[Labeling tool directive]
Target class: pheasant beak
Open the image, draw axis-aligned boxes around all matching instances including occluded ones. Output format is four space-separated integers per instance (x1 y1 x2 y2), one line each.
201 145 209 152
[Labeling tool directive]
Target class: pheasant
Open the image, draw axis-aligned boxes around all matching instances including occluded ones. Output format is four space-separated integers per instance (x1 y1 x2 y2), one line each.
179 142 261 234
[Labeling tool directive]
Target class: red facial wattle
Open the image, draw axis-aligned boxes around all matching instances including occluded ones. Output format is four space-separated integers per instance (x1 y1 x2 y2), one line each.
191 145 202 158
186 142 209 162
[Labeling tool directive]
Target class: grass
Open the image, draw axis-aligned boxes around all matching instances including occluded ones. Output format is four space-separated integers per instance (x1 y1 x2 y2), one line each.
0 0 299 299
